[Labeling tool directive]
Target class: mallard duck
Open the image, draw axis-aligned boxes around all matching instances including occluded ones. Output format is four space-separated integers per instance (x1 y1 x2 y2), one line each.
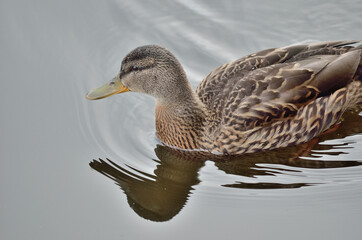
87 41 362 155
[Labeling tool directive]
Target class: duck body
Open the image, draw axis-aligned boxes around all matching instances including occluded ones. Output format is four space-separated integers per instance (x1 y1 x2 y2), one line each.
87 41 362 155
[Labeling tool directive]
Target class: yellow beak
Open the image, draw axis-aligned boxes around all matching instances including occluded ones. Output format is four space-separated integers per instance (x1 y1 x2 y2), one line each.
86 74 129 100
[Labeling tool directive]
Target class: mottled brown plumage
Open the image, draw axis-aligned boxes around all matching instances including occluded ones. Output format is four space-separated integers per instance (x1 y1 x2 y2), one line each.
86 41 362 155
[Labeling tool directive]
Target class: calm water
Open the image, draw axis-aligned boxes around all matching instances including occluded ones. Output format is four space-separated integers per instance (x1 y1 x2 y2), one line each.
1 0 362 239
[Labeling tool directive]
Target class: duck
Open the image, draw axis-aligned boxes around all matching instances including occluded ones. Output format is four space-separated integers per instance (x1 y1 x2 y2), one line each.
86 41 362 155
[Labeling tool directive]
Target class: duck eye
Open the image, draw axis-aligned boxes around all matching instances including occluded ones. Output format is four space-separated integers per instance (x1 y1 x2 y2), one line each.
132 65 139 71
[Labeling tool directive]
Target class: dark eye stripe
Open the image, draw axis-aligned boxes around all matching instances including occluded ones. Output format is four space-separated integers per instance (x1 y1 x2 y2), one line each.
121 64 153 74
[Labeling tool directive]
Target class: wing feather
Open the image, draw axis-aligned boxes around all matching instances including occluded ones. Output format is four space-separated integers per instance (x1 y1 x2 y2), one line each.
196 41 361 133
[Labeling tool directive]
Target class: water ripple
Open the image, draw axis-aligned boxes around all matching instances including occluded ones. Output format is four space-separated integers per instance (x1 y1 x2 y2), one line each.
79 0 362 223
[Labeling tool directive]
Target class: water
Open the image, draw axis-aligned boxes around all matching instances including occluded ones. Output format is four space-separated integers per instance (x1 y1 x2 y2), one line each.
1 0 362 239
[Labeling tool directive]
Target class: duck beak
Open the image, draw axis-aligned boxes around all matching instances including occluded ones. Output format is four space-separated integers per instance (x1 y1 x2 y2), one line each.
86 74 129 100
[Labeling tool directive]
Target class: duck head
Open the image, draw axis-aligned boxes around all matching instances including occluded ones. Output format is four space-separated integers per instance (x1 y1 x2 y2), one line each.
86 45 192 104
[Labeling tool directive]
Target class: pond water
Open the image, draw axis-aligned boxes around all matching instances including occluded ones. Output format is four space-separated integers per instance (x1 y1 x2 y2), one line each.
1 0 362 239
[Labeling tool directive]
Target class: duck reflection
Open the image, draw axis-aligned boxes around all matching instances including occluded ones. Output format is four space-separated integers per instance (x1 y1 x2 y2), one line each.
90 149 204 222
89 110 362 222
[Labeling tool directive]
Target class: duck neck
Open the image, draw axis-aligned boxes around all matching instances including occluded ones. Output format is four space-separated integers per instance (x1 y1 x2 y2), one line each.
155 92 207 150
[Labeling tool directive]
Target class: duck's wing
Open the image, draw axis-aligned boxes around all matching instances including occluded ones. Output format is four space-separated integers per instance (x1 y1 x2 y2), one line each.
196 41 358 107
196 41 361 131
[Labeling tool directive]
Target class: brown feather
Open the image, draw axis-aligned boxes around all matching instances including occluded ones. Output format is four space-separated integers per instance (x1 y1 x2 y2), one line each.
195 41 362 154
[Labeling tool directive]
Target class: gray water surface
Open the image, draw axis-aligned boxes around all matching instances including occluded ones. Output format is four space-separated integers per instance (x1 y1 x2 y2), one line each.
1 0 362 239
